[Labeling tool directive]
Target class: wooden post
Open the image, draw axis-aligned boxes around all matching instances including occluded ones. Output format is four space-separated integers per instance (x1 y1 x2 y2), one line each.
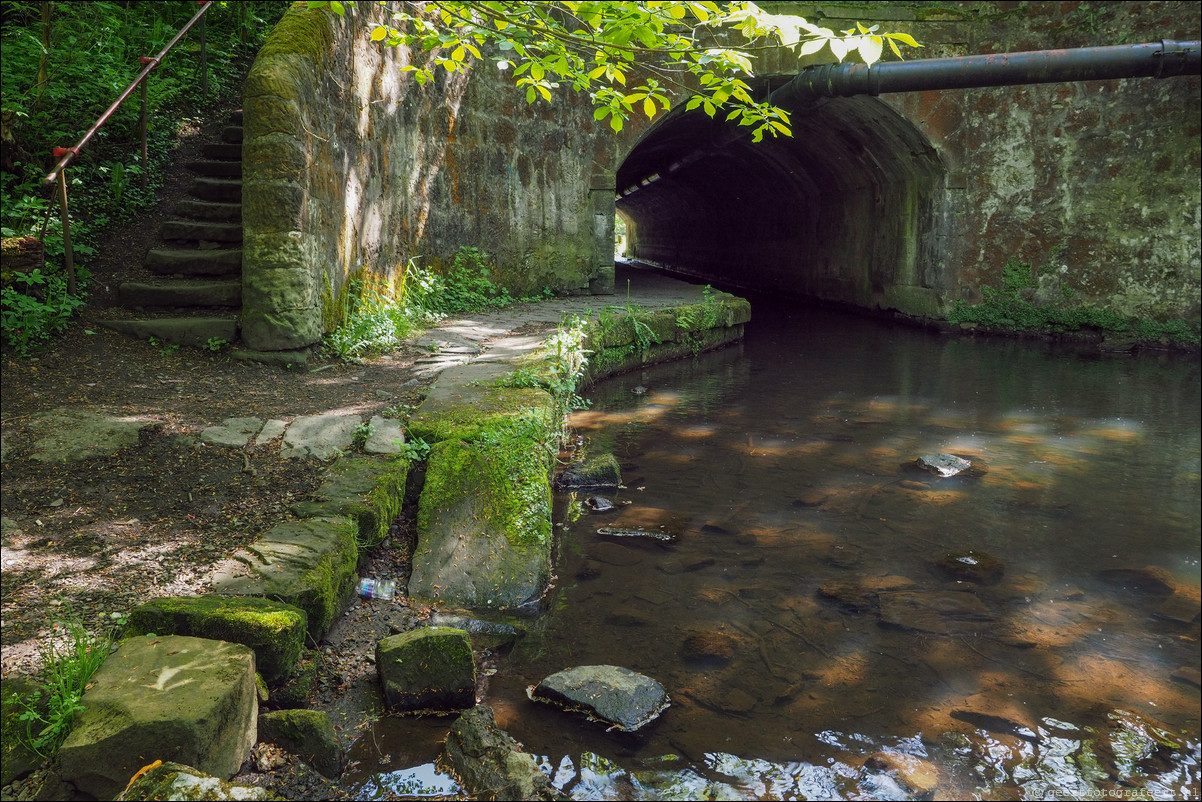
55 168 76 297
139 57 153 189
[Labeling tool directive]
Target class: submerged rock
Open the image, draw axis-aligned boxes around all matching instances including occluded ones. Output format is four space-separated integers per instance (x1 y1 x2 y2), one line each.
680 628 740 664
935 550 1004 584
585 496 615 512
951 693 1040 741
597 526 677 543
864 751 940 797
1096 566 1176 596
527 665 670 732
877 590 994 635
915 453 972 478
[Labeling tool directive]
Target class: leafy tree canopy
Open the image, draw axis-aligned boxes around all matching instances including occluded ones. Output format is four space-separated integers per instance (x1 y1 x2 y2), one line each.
309 1 920 141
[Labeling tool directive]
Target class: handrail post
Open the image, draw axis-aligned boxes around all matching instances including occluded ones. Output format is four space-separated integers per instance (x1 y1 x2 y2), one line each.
199 2 208 97
51 148 76 296
139 56 153 189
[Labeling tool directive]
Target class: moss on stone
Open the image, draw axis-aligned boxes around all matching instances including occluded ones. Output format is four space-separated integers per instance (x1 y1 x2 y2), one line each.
254 4 335 67
407 386 555 444
258 709 341 778
418 430 553 550
375 627 476 712
125 596 307 683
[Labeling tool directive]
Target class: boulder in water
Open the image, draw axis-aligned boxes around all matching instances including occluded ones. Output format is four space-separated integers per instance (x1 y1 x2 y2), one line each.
915 453 972 478
527 665 669 731
935 550 1004 584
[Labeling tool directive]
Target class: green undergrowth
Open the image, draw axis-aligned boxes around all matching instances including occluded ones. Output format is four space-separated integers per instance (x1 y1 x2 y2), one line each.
325 247 554 361
948 257 1200 347
3 602 127 759
1 1 288 356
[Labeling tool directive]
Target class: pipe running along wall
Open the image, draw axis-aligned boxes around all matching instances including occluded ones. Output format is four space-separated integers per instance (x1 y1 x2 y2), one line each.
617 40 1201 318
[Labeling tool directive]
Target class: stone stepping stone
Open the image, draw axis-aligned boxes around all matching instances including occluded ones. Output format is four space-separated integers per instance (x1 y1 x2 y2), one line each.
863 751 940 797
877 590 994 635
281 412 362 459
915 453 972 477
526 665 669 732
58 635 257 800
376 627 475 713
200 417 264 448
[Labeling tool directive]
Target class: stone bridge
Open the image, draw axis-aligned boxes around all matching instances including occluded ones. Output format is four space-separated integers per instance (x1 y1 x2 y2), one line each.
240 1 1200 351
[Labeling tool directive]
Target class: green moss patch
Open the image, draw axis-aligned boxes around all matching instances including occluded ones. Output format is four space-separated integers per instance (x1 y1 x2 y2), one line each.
375 627 476 713
292 456 409 549
125 596 307 684
407 384 554 444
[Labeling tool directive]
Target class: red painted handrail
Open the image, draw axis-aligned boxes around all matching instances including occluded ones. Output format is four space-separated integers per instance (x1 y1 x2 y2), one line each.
40 1 213 295
43 1 213 185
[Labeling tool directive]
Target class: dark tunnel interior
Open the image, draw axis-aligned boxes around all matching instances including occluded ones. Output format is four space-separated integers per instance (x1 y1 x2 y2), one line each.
615 92 949 313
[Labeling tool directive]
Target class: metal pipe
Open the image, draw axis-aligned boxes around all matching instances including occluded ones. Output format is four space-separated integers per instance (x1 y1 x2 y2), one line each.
43 1 213 185
772 40 1201 105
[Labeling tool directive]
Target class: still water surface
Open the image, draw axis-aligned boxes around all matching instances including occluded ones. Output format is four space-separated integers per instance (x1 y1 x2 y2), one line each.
358 300 1201 800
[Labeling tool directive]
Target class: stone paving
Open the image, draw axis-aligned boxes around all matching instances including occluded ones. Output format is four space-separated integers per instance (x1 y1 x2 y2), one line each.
2 264 708 467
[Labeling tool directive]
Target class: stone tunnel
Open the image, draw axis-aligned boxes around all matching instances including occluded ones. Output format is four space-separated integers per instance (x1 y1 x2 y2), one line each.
239 1 1200 352
616 91 948 314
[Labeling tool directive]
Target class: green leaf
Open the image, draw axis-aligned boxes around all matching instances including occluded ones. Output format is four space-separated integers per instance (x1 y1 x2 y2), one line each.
886 32 921 48
370 26 388 42
859 35 883 66
643 96 656 117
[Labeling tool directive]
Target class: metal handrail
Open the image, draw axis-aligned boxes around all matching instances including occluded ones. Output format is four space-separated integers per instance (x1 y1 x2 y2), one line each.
41 1 214 294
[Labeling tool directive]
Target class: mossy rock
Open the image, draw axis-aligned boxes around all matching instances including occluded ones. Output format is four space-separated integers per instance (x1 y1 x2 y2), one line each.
376 627 476 713
119 760 283 801
554 453 621 490
258 709 342 779
126 596 307 683
268 650 319 708
211 516 359 642
411 434 553 608
1 677 46 786
292 456 409 549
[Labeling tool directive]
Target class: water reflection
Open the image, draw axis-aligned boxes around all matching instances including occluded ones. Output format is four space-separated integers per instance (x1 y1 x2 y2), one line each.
490 303 1201 800
355 303 1200 800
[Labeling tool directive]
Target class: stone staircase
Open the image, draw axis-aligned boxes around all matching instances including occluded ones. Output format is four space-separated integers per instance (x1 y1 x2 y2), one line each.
102 111 244 347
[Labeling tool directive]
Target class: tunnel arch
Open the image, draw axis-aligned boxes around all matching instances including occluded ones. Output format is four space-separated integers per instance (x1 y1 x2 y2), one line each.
615 90 950 317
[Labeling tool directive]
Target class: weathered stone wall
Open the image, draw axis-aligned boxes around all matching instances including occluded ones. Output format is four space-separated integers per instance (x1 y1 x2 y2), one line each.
241 2 613 351
243 1 1200 350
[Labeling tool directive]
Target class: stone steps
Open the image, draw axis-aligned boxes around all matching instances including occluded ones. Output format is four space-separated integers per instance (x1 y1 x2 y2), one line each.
184 159 242 177
118 279 241 308
175 199 241 222
110 111 245 346
97 316 238 347
161 219 243 243
145 248 242 276
189 177 242 203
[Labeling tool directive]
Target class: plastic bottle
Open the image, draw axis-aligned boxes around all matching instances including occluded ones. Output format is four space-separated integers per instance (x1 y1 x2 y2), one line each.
357 577 396 601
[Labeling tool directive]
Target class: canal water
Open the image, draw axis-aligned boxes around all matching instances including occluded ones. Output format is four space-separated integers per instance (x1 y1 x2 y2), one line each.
355 299 1201 800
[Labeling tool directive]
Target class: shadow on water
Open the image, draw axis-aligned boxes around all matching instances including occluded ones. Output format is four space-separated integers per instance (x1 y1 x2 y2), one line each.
349 299 1202 800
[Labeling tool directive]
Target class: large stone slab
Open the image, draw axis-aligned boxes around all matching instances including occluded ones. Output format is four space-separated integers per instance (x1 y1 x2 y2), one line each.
58 635 258 800
125 596 307 683
281 413 362 459
211 517 358 641
410 437 553 608
376 627 475 713
26 407 150 463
